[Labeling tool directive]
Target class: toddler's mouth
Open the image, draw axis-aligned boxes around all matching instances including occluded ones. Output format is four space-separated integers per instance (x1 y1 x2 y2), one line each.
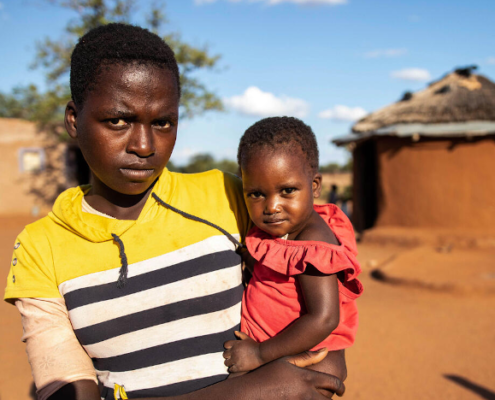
263 219 285 225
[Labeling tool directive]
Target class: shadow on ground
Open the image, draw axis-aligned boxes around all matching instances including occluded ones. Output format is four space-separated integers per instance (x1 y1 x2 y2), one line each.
444 375 495 400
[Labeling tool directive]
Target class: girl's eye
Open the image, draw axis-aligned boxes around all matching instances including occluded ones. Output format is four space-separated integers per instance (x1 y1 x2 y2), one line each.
155 120 171 128
249 192 263 199
109 118 126 126
282 188 297 195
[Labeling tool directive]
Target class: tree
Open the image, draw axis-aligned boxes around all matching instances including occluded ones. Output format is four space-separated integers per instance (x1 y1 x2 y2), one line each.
319 162 340 174
168 153 239 175
1 0 223 133
0 84 69 128
319 158 353 173
340 158 353 173
0 1 225 207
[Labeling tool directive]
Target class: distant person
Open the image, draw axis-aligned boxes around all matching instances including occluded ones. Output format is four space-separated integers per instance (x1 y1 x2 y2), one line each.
328 184 339 204
4 24 345 399
340 201 349 218
340 186 352 219
224 117 363 393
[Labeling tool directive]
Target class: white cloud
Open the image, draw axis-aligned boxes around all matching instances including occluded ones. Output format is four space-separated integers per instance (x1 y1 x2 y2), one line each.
408 14 420 22
224 86 310 118
364 48 407 58
391 68 431 82
487 57 495 65
318 105 367 122
195 0 347 5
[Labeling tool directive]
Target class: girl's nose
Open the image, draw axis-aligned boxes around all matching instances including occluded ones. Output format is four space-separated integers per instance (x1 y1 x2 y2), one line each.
127 125 155 157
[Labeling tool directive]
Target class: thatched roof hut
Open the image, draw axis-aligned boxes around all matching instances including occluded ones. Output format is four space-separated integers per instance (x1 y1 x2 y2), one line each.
355 67 495 131
333 67 495 232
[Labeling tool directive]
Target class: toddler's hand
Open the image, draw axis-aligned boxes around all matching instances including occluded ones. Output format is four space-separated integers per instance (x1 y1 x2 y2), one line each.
223 331 264 373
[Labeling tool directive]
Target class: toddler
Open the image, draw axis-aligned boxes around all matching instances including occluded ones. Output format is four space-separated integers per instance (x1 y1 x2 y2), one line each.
224 117 363 384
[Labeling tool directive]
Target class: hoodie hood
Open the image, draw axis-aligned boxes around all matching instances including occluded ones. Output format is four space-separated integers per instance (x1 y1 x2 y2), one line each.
49 169 174 243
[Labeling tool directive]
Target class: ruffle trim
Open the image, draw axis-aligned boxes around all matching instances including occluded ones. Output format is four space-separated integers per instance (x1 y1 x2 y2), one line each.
246 204 363 299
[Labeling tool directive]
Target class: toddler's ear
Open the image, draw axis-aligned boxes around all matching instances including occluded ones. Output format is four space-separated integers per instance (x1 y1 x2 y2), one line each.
65 101 79 139
312 173 322 198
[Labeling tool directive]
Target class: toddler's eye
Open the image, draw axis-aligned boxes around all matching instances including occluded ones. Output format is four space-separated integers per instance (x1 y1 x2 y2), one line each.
249 192 263 199
282 188 297 195
109 118 126 126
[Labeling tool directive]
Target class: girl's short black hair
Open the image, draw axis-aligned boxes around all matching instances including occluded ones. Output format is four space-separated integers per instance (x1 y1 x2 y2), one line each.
237 116 319 173
70 23 180 108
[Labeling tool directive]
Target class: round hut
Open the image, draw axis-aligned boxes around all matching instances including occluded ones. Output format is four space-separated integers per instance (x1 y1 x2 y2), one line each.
334 67 495 233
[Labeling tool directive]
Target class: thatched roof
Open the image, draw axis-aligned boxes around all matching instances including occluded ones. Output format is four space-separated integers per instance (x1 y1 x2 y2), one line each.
353 67 495 133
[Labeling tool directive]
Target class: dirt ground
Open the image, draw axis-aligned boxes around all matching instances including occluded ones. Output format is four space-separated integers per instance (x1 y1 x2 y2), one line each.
1 216 494 399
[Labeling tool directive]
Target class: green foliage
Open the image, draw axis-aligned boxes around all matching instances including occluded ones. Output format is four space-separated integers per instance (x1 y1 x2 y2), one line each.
319 162 341 173
169 153 239 175
319 158 353 173
0 84 70 134
0 0 223 134
341 158 353 172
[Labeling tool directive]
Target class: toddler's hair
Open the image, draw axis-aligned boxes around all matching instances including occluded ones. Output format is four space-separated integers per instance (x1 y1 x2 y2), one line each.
237 116 319 173
70 23 180 108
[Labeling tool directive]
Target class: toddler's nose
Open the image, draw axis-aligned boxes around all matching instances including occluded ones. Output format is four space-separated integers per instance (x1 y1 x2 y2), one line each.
264 197 281 214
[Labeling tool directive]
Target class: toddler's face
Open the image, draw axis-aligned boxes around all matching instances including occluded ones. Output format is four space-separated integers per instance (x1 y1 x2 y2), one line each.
65 63 179 197
241 147 321 238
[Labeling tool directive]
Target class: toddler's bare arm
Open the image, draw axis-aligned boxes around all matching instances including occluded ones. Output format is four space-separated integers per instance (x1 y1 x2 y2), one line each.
223 266 340 372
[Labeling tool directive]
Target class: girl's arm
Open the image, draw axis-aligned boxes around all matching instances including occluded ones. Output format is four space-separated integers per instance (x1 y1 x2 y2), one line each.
15 298 99 400
223 267 340 372
49 350 345 400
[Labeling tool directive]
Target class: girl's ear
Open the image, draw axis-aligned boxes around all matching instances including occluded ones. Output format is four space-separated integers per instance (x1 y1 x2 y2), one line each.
312 173 322 198
65 101 79 139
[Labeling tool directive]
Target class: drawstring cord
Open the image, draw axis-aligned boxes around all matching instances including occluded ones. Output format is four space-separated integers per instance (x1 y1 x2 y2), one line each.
110 192 245 289
112 233 128 289
152 193 245 250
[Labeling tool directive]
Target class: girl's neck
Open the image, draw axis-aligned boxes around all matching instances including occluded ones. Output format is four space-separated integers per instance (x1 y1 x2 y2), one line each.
84 179 158 220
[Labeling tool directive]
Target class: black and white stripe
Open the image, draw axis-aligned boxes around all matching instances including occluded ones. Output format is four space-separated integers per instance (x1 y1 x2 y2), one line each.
59 235 243 397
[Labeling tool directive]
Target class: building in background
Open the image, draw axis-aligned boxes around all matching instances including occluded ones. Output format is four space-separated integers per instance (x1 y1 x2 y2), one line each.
334 67 495 233
0 118 89 216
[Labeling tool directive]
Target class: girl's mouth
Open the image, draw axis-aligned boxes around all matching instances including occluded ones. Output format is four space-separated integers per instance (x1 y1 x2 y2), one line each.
120 168 155 179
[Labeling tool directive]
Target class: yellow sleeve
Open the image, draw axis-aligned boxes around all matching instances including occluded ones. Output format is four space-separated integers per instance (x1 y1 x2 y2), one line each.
222 172 253 243
4 227 61 303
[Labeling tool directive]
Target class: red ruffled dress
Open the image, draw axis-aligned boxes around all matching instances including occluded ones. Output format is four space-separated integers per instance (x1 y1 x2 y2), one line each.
241 204 363 351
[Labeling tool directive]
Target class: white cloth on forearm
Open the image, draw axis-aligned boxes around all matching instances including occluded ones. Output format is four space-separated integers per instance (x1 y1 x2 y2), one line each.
16 297 98 400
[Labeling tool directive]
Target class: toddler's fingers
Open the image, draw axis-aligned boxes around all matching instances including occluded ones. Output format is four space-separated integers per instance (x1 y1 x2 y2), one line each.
234 331 251 340
224 357 235 367
222 349 231 360
227 364 239 373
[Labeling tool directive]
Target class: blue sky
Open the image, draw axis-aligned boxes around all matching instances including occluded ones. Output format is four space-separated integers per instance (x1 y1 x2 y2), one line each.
1 0 494 165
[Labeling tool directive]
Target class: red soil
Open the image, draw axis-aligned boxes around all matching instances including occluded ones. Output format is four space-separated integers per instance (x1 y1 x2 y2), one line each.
1 218 494 399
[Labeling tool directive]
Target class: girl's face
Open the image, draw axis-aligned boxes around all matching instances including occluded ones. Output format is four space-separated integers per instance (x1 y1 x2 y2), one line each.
65 63 179 198
241 147 322 239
